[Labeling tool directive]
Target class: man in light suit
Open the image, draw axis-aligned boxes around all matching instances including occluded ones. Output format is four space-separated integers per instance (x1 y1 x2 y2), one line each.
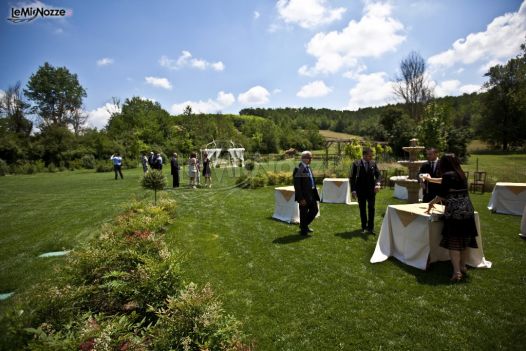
350 148 382 234
293 151 320 236
419 148 441 202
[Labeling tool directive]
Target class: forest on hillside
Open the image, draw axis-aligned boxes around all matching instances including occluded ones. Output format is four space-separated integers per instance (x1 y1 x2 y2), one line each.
1 44 525 174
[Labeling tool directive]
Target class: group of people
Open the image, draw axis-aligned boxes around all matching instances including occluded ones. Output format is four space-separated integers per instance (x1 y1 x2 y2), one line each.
140 151 213 189
142 152 163 172
293 148 478 282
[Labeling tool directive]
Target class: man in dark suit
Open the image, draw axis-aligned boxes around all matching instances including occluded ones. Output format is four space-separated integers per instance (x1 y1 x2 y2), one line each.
350 148 382 234
419 148 440 202
170 153 180 188
293 151 320 236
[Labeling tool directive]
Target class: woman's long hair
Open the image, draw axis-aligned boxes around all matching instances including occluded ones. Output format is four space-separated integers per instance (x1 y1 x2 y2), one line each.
438 154 466 182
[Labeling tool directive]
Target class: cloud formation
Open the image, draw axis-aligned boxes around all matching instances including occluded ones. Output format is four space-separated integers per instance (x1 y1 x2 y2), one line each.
432 80 480 97
299 2 405 76
96 57 113 66
276 0 346 28
297 80 332 98
428 1 526 71
160 51 225 71
347 72 394 110
238 86 270 105
171 91 235 115
87 102 121 129
144 76 172 90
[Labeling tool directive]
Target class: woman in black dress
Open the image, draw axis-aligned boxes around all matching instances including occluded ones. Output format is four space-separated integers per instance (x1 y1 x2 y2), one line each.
424 154 478 282
202 152 212 188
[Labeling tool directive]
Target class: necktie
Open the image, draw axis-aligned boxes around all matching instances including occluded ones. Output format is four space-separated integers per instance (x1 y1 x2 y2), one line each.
307 167 315 188
432 161 436 173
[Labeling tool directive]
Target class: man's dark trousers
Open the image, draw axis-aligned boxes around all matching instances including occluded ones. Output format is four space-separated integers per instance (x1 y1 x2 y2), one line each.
173 172 179 188
357 191 375 231
300 198 318 232
114 165 123 179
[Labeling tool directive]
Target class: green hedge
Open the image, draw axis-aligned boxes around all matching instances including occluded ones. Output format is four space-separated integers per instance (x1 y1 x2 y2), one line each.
0 197 248 350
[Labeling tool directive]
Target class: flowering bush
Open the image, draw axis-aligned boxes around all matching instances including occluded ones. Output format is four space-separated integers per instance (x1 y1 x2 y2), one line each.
0 197 248 350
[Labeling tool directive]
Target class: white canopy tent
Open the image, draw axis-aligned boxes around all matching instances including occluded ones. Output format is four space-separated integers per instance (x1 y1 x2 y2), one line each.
201 140 245 167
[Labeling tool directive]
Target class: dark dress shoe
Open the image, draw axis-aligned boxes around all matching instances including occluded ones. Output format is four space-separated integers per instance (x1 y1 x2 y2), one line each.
361 229 367 234
367 229 375 235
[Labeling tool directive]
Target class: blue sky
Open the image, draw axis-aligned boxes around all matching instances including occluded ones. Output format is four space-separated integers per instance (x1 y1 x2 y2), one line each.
1 0 525 129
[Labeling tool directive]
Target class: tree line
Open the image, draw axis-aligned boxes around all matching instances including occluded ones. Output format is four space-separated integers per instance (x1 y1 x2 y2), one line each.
1 43 525 174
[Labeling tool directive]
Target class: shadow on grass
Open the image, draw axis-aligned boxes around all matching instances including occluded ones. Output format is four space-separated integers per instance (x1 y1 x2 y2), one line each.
334 229 372 241
389 259 467 286
272 234 311 244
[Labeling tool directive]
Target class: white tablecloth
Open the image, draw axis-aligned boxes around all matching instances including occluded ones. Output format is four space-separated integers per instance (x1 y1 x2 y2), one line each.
488 182 526 216
520 206 526 238
272 186 320 224
321 178 356 205
371 203 492 270
391 176 423 200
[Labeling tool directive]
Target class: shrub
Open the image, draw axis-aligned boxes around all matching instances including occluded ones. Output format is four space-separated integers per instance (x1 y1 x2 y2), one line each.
47 162 57 173
244 160 255 172
0 197 248 350
10 160 37 174
141 170 167 205
122 159 138 170
34 160 46 173
266 171 292 186
80 154 96 169
95 161 113 173
235 174 266 189
0 159 8 176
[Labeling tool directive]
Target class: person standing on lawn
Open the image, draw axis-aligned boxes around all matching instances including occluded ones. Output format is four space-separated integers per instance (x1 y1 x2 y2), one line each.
293 151 320 236
419 147 441 202
110 152 123 180
202 152 212 188
424 154 478 282
350 148 381 234
170 153 180 188
141 153 149 174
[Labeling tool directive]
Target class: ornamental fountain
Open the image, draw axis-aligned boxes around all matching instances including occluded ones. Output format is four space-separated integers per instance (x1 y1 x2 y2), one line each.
391 138 426 203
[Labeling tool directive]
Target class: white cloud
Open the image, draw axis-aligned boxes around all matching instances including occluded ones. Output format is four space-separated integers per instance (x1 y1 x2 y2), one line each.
139 96 156 103
459 84 480 94
238 86 270 105
432 80 481 97
0 89 5 99
160 51 225 71
171 91 235 115
433 80 461 97
478 59 504 74
96 57 114 66
347 72 394 110
144 76 172 90
272 88 282 94
300 2 405 76
254 11 260 20
216 91 236 106
276 0 346 28
87 102 121 130
428 1 526 71
297 80 332 98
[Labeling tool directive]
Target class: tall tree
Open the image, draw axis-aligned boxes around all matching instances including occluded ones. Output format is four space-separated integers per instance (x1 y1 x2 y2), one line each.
24 62 87 128
393 51 433 121
69 108 88 136
0 81 32 136
479 43 526 150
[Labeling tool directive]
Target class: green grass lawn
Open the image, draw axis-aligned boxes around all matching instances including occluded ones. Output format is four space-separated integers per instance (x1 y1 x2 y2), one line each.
1 159 525 350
